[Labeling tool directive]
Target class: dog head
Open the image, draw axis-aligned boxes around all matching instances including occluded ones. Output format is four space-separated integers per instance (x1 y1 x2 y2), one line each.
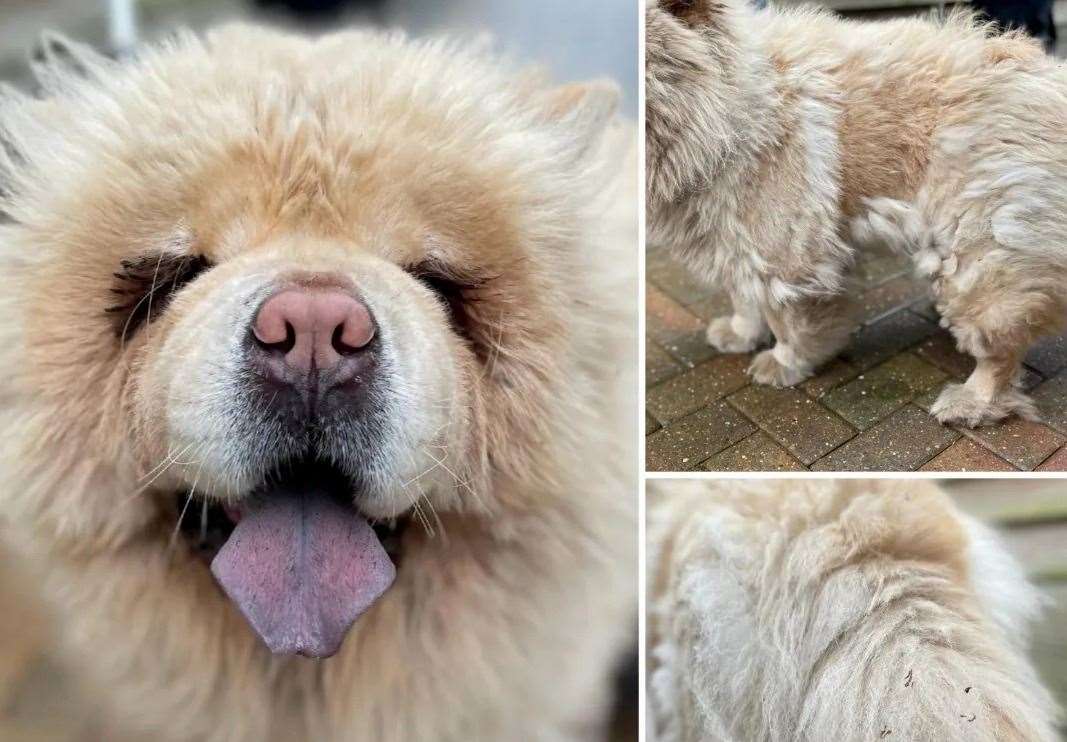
0 27 620 656
645 0 750 207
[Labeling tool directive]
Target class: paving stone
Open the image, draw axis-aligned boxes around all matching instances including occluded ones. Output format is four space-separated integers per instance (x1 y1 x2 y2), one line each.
821 354 948 430
1018 368 1044 391
727 386 855 465
841 309 937 371
913 385 941 413
645 411 661 436
1036 446 1067 471
1032 371 1067 435
1025 334 1067 377
645 285 702 346
858 274 928 325
909 298 940 324
645 285 716 367
801 359 860 399
666 335 719 368
646 341 684 388
686 292 734 323
920 438 1017 472
810 405 959 471
646 248 712 306
646 355 751 424
645 403 755 472
853 246 910 288
699 432 806 471
959 417 1066 472
913 331 973 380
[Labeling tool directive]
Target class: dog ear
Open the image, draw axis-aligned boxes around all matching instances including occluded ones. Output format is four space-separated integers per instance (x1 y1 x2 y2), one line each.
660 0 721 26
535 80 619 161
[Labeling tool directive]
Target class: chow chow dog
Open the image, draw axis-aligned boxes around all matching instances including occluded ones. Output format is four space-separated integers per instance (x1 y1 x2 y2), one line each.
647 479 1061 741
646 0 1067 427
0 25 636 741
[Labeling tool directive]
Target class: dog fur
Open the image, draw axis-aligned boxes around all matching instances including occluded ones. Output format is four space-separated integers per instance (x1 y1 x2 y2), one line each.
647 479 1062 741
0 26 636 741
646 0 1067 426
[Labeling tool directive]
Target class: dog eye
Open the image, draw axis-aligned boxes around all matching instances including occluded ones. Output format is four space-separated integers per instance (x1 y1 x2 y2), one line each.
411 267 465 305
406 260 488 337
106 253 212 339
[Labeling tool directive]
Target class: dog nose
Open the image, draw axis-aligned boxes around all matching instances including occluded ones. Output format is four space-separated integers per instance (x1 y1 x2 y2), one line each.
251 288 375 372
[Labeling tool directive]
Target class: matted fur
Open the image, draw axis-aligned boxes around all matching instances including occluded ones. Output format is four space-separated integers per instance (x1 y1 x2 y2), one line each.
0 25 636 741
647 479 1061 741
646 0 1067 425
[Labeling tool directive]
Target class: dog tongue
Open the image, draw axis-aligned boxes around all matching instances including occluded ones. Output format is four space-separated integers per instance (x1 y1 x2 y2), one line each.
210 486 395 658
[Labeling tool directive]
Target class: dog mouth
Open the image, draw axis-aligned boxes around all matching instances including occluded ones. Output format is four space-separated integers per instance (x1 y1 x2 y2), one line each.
175 456 406 658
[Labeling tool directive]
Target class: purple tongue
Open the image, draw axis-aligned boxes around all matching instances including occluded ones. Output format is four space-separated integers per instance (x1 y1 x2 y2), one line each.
210 487 395 658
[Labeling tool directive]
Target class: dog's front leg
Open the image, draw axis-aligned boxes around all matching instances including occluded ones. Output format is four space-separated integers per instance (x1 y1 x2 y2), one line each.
748 295 855 387
705 290 770 354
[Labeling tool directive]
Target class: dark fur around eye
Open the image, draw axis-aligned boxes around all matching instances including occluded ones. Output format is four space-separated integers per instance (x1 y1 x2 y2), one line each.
106 253 212 339
406 260 492 340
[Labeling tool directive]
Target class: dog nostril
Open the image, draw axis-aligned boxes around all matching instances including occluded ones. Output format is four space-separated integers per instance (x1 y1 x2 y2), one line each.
254 321 297 355
332 323 365 356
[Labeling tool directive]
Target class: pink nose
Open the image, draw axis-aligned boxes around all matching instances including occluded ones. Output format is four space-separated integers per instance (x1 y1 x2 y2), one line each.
251 289 375 371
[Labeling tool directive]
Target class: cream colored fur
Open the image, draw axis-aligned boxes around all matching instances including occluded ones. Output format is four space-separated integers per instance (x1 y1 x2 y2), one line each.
0 26 636 741
646 0 1067 425
647 479 1061 742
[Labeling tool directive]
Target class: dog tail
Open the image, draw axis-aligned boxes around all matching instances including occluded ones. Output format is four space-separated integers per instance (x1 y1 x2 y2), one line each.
794 490 1063 742
655 480 1063 741
851 196 949 280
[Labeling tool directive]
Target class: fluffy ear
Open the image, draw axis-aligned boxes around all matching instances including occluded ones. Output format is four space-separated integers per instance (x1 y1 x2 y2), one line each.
29 31 114 94
535 80 619 161
660 0 723 26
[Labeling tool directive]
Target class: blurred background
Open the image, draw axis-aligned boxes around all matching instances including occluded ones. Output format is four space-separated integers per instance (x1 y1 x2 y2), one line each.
0 0 636 114
780 0 1065 55
0 1 636 741
942 480 1067 738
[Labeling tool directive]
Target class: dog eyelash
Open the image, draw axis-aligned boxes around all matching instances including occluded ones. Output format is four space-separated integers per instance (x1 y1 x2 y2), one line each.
106 253 213 339
405 259 494 340
406 260 490 302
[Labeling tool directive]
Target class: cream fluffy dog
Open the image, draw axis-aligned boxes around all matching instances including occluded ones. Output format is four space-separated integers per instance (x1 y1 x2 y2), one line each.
0 26 636 741
647 479 1062 741
646 0 1067 426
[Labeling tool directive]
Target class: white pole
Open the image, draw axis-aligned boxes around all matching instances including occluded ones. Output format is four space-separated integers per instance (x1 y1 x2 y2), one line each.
108 0 138 56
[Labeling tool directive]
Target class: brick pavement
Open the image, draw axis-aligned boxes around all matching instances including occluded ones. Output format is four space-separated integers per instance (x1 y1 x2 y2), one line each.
646 245 1067 472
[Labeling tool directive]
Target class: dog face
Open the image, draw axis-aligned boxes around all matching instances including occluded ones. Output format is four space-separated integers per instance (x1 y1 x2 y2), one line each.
0 27 618 652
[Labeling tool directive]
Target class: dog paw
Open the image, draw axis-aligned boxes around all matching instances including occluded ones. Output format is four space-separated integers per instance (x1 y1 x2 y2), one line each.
706 317 760 354
931 383 1039 428
747 349 810 387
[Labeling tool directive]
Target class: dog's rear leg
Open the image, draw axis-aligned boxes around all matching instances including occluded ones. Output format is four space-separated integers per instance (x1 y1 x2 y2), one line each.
748 295 854 387
931 350 1037 427
931 288 1047 427
705 290 770 354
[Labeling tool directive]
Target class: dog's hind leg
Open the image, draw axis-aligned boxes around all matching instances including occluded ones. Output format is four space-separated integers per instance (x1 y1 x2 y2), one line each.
747 295 855 387
930 274 1050 427
931 351 1037 428
705 290 770 354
